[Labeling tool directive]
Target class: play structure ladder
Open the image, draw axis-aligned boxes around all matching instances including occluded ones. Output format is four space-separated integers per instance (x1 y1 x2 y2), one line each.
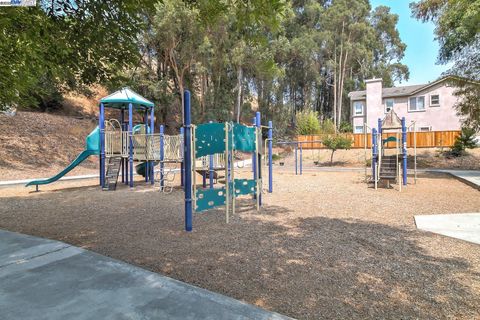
379 155 397 180
103 156 122 191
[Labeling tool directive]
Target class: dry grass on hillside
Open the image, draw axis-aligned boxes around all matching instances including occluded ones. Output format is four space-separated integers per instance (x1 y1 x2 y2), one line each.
0 112 98 180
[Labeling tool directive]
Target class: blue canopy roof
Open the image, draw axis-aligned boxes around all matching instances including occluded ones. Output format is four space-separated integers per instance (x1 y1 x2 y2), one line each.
100 88 154 109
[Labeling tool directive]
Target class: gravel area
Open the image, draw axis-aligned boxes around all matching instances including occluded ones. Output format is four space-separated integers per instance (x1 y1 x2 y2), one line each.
0 170 479 319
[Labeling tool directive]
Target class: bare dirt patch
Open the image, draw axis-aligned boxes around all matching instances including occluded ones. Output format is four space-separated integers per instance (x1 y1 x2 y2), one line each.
0 170 479 319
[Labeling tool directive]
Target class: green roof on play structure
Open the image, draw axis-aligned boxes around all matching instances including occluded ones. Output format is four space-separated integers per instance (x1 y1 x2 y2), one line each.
100 87 154 109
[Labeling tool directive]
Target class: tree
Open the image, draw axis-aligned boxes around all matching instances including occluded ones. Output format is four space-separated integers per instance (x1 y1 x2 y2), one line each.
449 127 478 157
411 0 479 130
0 0 157 110
295 110 321 135
323 135 353 164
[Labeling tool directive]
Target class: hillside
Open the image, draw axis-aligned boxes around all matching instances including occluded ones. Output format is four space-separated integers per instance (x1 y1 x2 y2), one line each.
0 112 98 180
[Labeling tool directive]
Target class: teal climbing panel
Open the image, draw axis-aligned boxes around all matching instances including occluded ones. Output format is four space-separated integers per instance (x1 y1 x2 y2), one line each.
233 179 256 197
233 124 256 152
195 123 232 158
195 187 227 212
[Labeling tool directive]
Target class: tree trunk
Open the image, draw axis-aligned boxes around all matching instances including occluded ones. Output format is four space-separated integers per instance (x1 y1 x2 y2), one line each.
330 150 335 165
235 66 243 123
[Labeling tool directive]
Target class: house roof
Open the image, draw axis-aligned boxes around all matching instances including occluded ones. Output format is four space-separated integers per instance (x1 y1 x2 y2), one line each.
348 76 454 101
100 88 154 109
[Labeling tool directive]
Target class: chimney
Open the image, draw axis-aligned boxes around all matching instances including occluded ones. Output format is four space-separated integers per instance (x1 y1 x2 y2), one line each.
365 78 383 126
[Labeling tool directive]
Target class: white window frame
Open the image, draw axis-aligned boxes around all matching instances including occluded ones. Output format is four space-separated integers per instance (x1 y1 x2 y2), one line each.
353 101 364 116
430 94 440 107
354 125 364 134
408 96 426 112
384 98 394 113
419 126 431 132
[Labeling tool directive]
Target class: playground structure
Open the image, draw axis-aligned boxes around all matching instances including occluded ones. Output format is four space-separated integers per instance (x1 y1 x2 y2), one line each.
25 87 274 231
369 109 417 190
183 90 273 232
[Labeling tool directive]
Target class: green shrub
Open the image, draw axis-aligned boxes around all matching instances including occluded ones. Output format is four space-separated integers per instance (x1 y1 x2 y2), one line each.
323 135 353 164
339 121 353 133
449 127 477 157
319 119 336 134
295 110 320 135
272 154 281 161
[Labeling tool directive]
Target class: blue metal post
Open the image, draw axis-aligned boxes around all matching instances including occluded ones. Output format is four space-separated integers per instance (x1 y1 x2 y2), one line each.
252 116 256 180
255 111 262 206
120 109 125 183
160 125 165 189
129 103 134 188
150 107 155 184
180 127 184 188
268 120 273 193
123 121 128 185
401 117 407 185
99 103 105 188
144 110 149 183
372 128 377 179
184 90 193 232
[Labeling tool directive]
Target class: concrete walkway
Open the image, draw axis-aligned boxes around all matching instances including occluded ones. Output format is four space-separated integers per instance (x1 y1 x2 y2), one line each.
0 229 291 320
414 213 480 245
430 169 480 190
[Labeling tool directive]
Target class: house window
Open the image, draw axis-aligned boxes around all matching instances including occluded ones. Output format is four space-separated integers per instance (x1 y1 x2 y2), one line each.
353 101 364 116
354 125 364 134
408 96 425 112
430 94 440 107
384 99 394 113
419 126 431 132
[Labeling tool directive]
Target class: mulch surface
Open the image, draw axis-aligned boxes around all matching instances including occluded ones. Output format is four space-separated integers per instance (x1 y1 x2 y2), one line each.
1 170 479 319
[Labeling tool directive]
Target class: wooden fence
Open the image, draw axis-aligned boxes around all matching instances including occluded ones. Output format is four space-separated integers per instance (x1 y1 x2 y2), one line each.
296 130 461 149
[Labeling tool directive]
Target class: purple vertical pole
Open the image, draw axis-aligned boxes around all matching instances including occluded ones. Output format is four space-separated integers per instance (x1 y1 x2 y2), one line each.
150 106 155 185
99 103 105 188
184 90 193 232
129 103 134 188
401 117 407 185
268 120 273 193
180 127 184 188
160 125 164 189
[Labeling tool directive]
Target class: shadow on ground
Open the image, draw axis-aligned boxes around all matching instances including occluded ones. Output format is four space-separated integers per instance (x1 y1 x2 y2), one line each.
0 189 479 319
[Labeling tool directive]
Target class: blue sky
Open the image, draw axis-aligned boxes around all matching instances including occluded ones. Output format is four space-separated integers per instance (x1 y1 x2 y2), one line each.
370 0 452 86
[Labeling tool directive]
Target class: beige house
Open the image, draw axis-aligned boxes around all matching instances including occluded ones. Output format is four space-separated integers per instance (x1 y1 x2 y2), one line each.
348 77 462 133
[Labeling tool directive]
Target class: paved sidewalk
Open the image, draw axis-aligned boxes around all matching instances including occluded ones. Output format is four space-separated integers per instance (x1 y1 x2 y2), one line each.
415 213 480 245
430 169 480 190
0 229 291 320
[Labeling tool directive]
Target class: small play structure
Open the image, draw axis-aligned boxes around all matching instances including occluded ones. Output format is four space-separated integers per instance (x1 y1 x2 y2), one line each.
183 90 273 231
369 109 417 190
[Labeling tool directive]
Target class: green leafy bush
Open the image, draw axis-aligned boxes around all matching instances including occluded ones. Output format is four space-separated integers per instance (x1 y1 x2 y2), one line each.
323 135 353 164
295 110 320 135
339 121 353 133
319 119 336 134
449 127 477 157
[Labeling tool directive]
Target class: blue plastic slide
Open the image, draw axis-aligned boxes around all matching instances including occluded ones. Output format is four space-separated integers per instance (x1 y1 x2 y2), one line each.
26 127 100 188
